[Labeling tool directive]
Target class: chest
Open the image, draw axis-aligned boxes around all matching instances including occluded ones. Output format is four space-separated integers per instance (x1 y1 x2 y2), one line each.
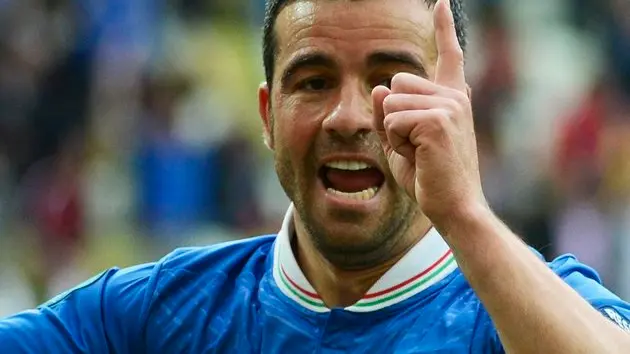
257 304 492 354
150 296 494 353
145 271 498 354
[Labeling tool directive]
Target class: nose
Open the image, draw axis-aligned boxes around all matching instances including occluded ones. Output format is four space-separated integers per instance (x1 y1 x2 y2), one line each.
322 83 373 139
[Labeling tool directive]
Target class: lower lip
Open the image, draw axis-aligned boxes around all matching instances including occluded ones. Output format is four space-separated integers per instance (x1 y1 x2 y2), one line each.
317 178 383 211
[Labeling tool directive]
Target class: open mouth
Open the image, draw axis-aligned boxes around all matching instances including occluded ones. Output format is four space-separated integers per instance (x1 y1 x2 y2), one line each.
319 160 385 201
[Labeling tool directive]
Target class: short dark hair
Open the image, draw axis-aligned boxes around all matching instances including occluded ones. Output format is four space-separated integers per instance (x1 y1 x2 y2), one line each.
262 0 468 89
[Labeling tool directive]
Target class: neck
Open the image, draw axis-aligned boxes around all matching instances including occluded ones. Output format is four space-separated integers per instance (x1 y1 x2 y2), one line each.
293 217 432 308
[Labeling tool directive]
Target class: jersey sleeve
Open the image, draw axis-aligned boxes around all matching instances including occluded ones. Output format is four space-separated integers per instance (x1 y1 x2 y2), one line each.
552 254 630 333
0 262 160 354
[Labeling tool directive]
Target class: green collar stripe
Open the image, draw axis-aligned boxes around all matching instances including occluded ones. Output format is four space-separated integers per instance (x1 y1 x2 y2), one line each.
354 255 456 308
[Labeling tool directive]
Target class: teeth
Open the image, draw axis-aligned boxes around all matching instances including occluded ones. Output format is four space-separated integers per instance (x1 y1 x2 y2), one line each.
327 187 378 200
325 160 371 171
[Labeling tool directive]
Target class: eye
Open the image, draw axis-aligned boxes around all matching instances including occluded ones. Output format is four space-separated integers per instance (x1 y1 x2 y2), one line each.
377 77 393 89
298 77 331 91
371 76 393 90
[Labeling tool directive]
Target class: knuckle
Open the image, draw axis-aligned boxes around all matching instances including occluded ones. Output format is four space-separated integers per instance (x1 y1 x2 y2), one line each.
383 114 396 131
435 109 451 123
412 115 440 142
426 112 447 134
390 73 406 91
455 47 464 60
390 72 418 91
444 98 459 114
447 46 464 62
449 89 469 106
382 95 395 115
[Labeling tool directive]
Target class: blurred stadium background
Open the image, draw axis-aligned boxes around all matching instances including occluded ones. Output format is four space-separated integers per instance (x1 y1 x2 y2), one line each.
0 0 629 316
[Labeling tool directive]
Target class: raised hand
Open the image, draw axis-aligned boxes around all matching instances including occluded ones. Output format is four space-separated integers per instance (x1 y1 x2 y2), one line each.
372 0 485 230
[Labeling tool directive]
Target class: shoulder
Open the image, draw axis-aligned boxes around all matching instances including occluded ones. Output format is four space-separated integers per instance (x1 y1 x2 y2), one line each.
545 252 630 332
524 250 628 309
544 252 614 300
434 249 630 347
150 234 276 298
157 234 276 276
146 234 277 309
141 235 277 351
545 252 600 279
40 235 277 309
40 234 277 329
438 249 617 304
0 235 278 353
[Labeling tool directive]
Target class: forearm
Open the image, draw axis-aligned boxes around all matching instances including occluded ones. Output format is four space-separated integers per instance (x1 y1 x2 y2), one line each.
441 204 630 354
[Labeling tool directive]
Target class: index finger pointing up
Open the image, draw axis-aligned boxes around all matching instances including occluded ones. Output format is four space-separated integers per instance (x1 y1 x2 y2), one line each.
433 0 466 92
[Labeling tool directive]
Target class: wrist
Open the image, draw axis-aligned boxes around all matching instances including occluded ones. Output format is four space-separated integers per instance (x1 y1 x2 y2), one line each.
435 198 495 244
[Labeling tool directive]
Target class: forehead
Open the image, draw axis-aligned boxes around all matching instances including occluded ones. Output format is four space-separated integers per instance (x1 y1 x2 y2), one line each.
273 0 436 72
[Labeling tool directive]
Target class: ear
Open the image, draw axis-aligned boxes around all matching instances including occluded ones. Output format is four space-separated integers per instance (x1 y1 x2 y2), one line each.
258 82 274 150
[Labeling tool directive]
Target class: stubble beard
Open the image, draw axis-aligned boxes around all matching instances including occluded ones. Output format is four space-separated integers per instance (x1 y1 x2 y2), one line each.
274 146 420 270
301 197 419 270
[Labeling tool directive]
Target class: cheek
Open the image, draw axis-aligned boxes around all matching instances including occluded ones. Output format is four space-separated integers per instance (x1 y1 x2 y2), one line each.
273 97 326 158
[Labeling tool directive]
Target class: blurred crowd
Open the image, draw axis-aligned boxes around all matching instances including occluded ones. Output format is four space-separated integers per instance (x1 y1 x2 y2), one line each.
0 0 628 316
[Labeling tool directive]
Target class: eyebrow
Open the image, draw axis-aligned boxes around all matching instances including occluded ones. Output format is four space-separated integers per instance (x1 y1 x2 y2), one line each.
367 51 427 77
280 52 337 87
279 50 427 87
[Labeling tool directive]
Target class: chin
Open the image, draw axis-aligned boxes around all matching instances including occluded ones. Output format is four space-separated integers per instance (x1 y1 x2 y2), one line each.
308 207 397 249
313 227 399 269
295 190 418 268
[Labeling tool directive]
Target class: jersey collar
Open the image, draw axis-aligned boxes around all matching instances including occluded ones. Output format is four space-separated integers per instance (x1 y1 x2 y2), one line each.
272 204 458 313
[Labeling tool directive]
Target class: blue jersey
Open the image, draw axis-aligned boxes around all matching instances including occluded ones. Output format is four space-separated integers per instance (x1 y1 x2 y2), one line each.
1 206 629 353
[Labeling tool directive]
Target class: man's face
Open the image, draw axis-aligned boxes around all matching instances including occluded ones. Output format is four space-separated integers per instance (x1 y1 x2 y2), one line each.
259 0 437 267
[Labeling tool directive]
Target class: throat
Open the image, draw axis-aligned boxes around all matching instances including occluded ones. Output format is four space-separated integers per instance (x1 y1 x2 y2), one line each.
292 233 398 308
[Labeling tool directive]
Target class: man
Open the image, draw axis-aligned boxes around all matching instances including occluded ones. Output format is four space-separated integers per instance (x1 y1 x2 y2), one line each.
1 0 629 352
